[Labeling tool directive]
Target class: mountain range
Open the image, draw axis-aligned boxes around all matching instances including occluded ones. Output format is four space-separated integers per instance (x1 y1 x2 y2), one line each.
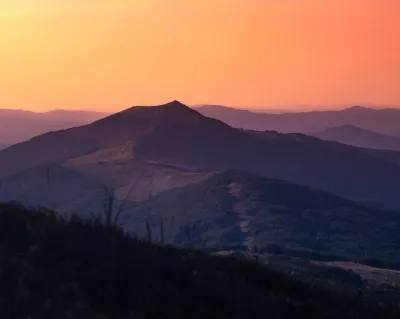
196 105 400 137
1 101 400 263
0 108 107 146
2 101 400 210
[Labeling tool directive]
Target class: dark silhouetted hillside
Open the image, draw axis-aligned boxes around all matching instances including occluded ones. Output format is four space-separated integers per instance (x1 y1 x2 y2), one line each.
362 148 400 166
0 202 398 319
124 170 400 262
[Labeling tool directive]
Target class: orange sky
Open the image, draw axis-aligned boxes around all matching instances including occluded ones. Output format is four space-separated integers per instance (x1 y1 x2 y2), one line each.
0 0 399 112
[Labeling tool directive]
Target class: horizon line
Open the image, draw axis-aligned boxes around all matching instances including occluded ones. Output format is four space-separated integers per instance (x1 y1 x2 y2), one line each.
2 102 400 114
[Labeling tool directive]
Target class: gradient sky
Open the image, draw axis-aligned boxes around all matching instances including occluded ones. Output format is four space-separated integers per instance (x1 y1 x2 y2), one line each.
1 0 399 112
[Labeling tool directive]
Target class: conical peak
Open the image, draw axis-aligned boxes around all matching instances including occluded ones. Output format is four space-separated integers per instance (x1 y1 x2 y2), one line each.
93 100 203 130
162 100 186 107
156 100 199 114
125 100 194 114
151 100 200 117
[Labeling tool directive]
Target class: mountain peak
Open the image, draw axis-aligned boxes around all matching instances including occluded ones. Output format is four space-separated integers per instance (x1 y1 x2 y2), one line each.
157 100 198 114
121 100 196 115
344 105 371 112
99 101 199 123
87 100 212 144
142 100 200 118
162 100 186 107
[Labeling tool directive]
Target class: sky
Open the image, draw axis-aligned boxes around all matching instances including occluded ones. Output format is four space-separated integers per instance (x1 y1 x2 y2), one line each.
0 0 399 112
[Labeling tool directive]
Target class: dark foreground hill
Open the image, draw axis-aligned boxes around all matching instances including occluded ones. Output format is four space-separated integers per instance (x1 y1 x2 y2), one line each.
124 170 400 262
0 203 399 319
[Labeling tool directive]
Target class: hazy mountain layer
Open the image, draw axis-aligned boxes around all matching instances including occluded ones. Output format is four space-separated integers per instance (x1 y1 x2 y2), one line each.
313 125 400 150
0 108 107 145
196 105 400 136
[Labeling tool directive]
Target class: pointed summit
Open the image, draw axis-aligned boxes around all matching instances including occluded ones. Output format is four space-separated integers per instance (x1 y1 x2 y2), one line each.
94 100 198 125
157 100 199 115
162 100 187 107
72 99 233 152
113 100 198 119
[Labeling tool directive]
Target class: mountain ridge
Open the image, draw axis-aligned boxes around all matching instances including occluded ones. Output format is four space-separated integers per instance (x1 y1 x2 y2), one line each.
313 125 400 150
123 169 400 261
195 104 400 136
0 108 107 145
2 101 400 210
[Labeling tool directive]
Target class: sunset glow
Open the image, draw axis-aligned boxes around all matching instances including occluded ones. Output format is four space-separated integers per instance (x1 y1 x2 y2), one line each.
1 0 399 111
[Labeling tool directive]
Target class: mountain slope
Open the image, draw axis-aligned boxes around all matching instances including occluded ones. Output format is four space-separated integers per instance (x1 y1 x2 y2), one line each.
0 101 239 179
313 125 400 150
196 105 400 136
123 170 400 262
133 124 400 210
0 157 210 216
362 148 400 166
0 144 7 151
0 108 106 145
2 101 400 210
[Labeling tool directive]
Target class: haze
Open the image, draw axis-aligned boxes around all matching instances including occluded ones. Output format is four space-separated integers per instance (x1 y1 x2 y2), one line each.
1 0 399 112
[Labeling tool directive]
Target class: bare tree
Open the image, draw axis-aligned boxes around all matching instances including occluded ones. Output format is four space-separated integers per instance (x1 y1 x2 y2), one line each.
98 170 148 228
159 216 164 245
185 223 197 246
145 217 152 242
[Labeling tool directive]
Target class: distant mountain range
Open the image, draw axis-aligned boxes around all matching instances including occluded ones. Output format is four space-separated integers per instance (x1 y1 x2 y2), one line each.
0 144 7 151
2 100 400 264
2 101 400 213
0 109 107 145
312 125 400 151
195 105 400 137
